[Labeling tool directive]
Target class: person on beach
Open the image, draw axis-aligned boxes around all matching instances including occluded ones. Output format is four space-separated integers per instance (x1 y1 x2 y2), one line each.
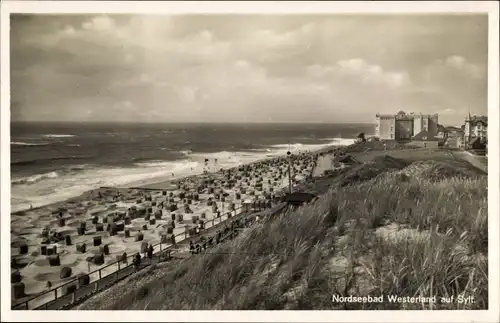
189 241 195 254
196 243 201 254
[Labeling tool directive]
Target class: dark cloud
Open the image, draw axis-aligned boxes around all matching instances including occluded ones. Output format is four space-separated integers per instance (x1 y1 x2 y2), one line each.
9 14 488 124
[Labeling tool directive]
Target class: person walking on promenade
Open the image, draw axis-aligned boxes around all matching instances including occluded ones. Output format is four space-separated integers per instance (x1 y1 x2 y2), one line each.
147 245 154 261
170 233 176 248
134 253 141 272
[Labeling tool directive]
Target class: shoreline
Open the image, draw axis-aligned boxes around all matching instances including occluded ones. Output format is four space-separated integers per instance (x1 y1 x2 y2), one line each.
11 140 354 216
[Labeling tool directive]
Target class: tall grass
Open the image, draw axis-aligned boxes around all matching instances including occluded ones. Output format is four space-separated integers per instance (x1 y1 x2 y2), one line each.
91 158 488 310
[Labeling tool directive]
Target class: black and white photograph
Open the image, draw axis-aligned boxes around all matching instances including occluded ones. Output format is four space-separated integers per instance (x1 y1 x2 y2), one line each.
1 1 499 322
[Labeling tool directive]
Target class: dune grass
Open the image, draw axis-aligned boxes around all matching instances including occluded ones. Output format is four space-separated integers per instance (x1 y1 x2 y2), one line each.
84 156 488 310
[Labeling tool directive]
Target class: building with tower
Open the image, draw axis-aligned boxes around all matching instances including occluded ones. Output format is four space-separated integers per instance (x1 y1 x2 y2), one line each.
375 111 439 141
463 113 487 151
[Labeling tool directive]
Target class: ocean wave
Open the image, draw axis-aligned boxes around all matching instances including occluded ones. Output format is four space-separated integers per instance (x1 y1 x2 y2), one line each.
10 136 357 213
11 165 91 186
134 160 174 167
66 144 81 147
270 142 304 150
11 141 50 146
134 160 198 169
12 171 60 185
248 148 272 153
11 155 95 166
42 134 75 138
11 160 202 212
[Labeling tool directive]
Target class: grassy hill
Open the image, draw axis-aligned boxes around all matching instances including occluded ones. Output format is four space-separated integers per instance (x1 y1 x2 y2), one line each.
78 149 488 310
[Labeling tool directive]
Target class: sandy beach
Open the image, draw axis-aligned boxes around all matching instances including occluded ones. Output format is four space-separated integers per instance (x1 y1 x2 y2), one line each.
10 148 328 308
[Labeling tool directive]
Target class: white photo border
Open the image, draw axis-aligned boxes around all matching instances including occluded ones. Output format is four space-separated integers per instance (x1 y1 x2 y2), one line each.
1 1 498 322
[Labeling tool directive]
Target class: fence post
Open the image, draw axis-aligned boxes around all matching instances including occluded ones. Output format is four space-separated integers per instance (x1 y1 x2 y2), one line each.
71 291 76 304
94 280 99 293
118 261 120 271
54 288 58 300
98 269 102 280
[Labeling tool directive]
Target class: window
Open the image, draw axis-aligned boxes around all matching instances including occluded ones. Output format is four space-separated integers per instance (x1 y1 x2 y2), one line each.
390 134 393 139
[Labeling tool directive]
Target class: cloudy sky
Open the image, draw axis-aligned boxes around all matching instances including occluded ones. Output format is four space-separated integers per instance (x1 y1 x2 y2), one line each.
10 14 487 125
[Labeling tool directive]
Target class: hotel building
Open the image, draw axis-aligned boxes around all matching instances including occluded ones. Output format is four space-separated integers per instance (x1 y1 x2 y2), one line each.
375 111 439 141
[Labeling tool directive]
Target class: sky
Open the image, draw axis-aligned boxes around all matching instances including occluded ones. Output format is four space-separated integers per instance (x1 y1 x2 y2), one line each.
10 14 488 125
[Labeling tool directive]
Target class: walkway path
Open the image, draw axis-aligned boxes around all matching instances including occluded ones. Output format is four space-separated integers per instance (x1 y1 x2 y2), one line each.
451 150 488 173
312 153 334 177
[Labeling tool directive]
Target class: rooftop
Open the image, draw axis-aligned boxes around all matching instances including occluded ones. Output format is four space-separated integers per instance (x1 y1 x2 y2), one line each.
412 130 439 142
376 111 439 118
465 115 487 126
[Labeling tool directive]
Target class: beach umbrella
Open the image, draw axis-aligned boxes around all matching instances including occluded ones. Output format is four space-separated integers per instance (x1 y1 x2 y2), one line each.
281 192 317 206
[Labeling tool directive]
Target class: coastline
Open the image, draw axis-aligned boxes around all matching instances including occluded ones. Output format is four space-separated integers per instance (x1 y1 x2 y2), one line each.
11 140 354 216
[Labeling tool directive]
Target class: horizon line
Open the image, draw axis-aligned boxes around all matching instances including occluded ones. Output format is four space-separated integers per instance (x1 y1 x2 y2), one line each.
10 121 377 125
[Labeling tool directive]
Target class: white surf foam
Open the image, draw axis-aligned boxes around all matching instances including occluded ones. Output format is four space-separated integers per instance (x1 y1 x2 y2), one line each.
42 134 75 138
11 171 60 185
10 137 355 213
190 138 356 170
10 160 202 213
11 141 50 146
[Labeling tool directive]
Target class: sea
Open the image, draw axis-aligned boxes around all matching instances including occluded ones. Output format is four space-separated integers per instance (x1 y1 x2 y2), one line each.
10 122 373 213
